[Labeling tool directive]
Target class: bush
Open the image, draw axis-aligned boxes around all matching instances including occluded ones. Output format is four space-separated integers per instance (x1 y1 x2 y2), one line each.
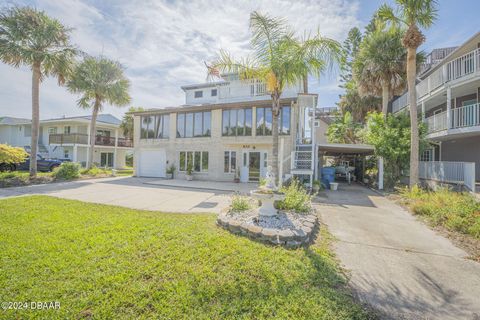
399 186 480 239
278 179 312 213
54 162 80 180
0 144 28 165
231 195 252 212
81 165 110 177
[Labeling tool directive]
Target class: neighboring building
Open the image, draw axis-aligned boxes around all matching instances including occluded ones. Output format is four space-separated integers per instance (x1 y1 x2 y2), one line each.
131 73 327 183
391 31 480 187
0 114 132 169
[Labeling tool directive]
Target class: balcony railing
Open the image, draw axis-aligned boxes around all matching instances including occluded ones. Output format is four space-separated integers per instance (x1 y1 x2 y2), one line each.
393 48 480 113
49 133 133 147
424 103 480 133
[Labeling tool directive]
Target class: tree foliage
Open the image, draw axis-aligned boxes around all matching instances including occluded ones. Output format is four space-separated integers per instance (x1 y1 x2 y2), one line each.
362 112 427 188
121 107 144 140
0 144 28 164
326 111 362 144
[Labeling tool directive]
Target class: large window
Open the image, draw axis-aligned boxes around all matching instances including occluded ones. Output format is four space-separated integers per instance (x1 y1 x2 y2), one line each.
179 151 209 172
140 115 169 139
222 108 252 136
194 90 203 98
224 151 236 173
256 106 290 135
176 111 211 138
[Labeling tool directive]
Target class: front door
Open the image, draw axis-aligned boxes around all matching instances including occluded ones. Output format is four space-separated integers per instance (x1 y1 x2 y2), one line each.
100 152 114 167
248 152 261 182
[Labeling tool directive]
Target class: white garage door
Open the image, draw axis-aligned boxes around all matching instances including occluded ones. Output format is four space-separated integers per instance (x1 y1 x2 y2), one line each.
138 149 166 177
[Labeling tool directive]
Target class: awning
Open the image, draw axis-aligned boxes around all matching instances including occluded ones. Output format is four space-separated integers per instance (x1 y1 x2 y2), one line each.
317 143 375 156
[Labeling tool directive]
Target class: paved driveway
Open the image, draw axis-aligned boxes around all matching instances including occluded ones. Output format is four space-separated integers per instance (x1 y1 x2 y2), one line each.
316 184 480 319
0 177 235 213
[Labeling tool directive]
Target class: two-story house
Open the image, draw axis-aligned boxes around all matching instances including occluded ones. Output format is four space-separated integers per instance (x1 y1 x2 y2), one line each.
132 73 322 184
391 31 480 189
0 114 133 169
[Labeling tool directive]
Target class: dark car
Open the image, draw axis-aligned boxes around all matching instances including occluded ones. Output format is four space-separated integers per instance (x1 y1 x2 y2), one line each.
0 155 62 172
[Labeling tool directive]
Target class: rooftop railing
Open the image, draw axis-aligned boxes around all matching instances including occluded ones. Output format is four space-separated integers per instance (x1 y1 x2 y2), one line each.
49 133 133 147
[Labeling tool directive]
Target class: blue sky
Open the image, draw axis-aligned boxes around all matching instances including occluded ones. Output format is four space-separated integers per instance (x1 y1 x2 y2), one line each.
0 0 479 120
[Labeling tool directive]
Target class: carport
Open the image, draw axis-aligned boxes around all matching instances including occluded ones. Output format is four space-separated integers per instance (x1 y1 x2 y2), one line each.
315 143 384 190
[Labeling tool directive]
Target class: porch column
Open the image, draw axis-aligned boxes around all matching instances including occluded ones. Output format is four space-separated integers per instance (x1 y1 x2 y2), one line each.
421 101 425 121
86 124 91 168
114 129 118 169
446 86 452 129
378 157 384 190
73 145 78 162
279 138 284 188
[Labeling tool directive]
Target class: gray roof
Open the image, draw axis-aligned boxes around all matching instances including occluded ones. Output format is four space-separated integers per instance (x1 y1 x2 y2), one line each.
42 114 122 125
0 117 31 125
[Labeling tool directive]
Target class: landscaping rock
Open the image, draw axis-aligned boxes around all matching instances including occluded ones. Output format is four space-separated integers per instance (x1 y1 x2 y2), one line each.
246 224 262 236
292 228 307 240
278 229 295 241
228 220 242 234
303 221 315 229
261 228 278 238
286 240 302 249
301 226 312 235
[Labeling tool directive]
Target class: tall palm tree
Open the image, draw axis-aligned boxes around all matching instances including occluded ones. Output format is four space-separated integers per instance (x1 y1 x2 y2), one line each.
210 11 341 182
353 26 407 116
378 0 438 187
67 56 131 169
0 7 76 177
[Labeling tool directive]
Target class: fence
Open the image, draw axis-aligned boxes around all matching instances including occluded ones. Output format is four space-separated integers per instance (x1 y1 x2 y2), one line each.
419 161 476 192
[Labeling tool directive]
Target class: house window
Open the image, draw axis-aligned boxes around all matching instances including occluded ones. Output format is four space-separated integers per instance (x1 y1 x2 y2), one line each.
176 111 211 138
141 115 169 139
100 152 114 167
154 115 169 139
421 149 433 161
211 89 217 97
256 106 290 135
24 125 31 137
64 126 71 134
179 151 208 172
263 152 268 168
194 90 203 98
48 127 57 134
314 120 320 127
64 149 69 159
97 129 111 137
222 108 252 136
224 151 236 173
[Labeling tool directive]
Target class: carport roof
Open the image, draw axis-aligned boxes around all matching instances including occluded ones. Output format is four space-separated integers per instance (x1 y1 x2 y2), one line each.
317 143 375 155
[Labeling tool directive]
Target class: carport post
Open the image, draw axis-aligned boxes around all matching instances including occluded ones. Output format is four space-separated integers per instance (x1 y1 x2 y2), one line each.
378 157 384 190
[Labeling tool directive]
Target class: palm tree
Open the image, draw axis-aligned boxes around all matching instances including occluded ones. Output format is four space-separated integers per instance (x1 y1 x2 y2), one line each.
120 106 144 140
378 0 438 186
353 26 407 116
326 111 361 144
0 7 76 177
210 11 340 181
67 56 131 169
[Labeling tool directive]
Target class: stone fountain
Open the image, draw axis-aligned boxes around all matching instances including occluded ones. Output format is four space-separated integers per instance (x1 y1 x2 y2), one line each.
250 166 285 216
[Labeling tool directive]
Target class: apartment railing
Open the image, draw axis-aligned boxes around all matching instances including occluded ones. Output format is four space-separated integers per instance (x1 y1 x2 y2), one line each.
425 103 480 133
419 161 476 192
218 80 267 100
49 133 133 147
393 48 480 113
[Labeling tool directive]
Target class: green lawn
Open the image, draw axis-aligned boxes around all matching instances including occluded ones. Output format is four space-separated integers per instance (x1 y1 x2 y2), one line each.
0 196 370 319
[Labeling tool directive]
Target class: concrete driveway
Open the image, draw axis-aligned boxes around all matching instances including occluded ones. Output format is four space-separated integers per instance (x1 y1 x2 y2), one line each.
0 177 237 213
316 184 480 319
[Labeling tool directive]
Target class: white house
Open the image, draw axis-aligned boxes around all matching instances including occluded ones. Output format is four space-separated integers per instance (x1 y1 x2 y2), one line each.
0 114 133 169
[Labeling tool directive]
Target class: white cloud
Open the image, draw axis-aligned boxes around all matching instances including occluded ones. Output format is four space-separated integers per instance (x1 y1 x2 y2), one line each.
0 0 361 119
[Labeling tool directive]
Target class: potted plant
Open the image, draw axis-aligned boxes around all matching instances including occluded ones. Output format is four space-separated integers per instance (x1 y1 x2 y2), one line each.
185 162 193 181
312 180 321 193
234 168 240 183
166 164 176 179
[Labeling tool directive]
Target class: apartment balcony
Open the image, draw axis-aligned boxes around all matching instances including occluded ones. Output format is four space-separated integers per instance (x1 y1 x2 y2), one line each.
217 80 300 102
49 133 133 147
393 48 480 113
424 103 480 137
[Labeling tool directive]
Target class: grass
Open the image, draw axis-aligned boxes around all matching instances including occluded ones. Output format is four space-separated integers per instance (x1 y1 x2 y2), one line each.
399 186 480 239
0 196 370 320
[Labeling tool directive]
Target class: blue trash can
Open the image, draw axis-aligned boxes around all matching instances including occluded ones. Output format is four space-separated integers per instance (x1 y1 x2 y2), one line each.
321 167 335 188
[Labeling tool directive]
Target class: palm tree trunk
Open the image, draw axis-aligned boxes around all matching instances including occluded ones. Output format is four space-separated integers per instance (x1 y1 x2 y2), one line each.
303 75 308 94
87 99 100 169
271 93 280 184
407 47 419 187
381 81 389 116
30 61 41 177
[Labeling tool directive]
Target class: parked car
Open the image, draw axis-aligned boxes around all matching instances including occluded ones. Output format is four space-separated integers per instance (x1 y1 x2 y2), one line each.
0 155 63 172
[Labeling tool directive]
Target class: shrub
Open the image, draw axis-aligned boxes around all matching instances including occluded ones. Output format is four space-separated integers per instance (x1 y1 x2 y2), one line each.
399 186 480 239
54 162 80 180
278 179 312 213
0 144 28 164
81 165 110 177
231 195 252 212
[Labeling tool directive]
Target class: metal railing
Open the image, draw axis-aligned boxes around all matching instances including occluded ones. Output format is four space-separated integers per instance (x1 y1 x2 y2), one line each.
49 133 133 147
419 161 476 192
290 150 313 170
218 80 267 99
393 48 480 113
425 111 448 133
425 103 480 133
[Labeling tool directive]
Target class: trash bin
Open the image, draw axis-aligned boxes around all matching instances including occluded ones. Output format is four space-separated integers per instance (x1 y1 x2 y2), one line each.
330 182 339 191
321 167 335 188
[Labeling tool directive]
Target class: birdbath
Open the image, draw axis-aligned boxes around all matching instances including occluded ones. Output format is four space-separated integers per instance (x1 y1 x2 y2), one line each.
250 166 284 216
